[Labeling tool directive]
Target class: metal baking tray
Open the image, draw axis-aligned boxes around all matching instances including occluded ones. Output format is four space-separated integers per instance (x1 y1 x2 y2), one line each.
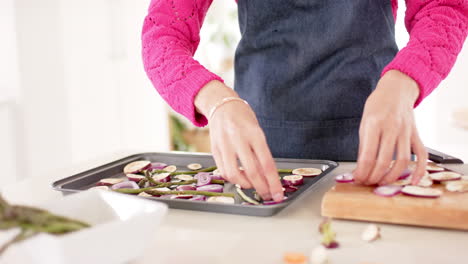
51 152 338 217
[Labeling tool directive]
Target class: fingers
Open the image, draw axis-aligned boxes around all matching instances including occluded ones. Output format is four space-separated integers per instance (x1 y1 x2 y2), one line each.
380 133 411 185
354 121 381 184
233 138 270 200
411 130 428 185
366 131 397 185
250 132 284 202
217 139 253 189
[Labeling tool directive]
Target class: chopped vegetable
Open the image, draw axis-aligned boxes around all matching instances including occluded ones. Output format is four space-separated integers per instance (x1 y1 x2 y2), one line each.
0 194 90 255
196 173 212 186
401 186 442 198
146 189 234 198
206 196 235 204
373 185 403 197
319 218 339 249
189 195 206 201
174 174 194 181
149 162 167 170
137 192 153 197
283 185 299 193
417 176 433 187
426 162 445 172
126 174 146 182
172 195 193 200
111 181 139 190
236 185 260 205
176 185 196 191
212 169 221 175
123 160 151 174
262 198 287 205
398 169 412 180
292 168 322 177
429 172 461 182
361 224 381 242
152 173 171 183
445 181 468 192
391 178 412 186
283 175 304 186
187 163 202 170
163 165 177 173
153 187 171 192
335 173 354 183
283 252 307 264
309 246 328 264
97 178 124 186
196 184 223 193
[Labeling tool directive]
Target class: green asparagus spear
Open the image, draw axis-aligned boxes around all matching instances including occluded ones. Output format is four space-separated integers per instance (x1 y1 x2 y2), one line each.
145 189 234 197
114 179 225 194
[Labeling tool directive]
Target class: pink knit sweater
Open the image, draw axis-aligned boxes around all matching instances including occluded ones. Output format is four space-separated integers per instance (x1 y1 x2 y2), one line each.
142 0 468 127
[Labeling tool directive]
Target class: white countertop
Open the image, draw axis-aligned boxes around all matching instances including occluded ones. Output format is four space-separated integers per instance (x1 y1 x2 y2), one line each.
2 151 468 264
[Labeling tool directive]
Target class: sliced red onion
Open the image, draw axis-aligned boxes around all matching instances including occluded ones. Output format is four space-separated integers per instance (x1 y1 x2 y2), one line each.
282 175 304 186
445 181 468 192
149 162 167 170
194 172 211 179
417 176 433 187
174 174 194 181
159 194 176 199
292 168 322 177
176 185 196 191
283 185 299 193
196 184 223 193
187 163 202 170
373 185 403 197
196 173 212 186
401 186 442 198
189 195 206 201
262 197 288 205
210 174 224 181
426 163 445 173
398 169 412 180
123 160 151 174
153 187 171 192
323 241 339 249
97 178 124 186
429 172 461 182
111 181 139 190
126 174 146 182
152 173 171 183
137 192 153 197
172 194 193 199
163 165 177 172
335 173 354 183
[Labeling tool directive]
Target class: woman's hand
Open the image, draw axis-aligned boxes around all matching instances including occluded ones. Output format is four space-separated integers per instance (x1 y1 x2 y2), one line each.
195 81 284 202
353 70 428 186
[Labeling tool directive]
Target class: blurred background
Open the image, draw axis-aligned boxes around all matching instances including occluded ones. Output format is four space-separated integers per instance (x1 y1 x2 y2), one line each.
1 0 467 186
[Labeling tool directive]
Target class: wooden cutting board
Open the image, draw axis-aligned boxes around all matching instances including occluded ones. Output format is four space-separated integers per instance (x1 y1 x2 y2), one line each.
321 183 468 230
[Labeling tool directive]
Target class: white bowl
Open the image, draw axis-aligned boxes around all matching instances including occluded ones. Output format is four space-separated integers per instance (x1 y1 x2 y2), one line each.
0 190 168 264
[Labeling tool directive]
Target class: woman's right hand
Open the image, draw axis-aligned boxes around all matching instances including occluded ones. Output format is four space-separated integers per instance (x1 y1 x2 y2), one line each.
195 81 284 202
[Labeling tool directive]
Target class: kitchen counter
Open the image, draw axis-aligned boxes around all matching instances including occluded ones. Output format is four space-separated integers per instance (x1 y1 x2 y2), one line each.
2 151 468 264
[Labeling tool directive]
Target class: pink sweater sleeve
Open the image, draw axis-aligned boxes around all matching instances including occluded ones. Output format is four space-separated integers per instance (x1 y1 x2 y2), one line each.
142 0 223 127
382 0 468 107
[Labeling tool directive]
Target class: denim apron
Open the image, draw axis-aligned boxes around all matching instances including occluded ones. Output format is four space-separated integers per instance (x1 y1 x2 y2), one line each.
234 0 399 161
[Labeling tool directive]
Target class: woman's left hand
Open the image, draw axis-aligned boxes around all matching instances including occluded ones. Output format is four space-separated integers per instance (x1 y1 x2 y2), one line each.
353 70 428 186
